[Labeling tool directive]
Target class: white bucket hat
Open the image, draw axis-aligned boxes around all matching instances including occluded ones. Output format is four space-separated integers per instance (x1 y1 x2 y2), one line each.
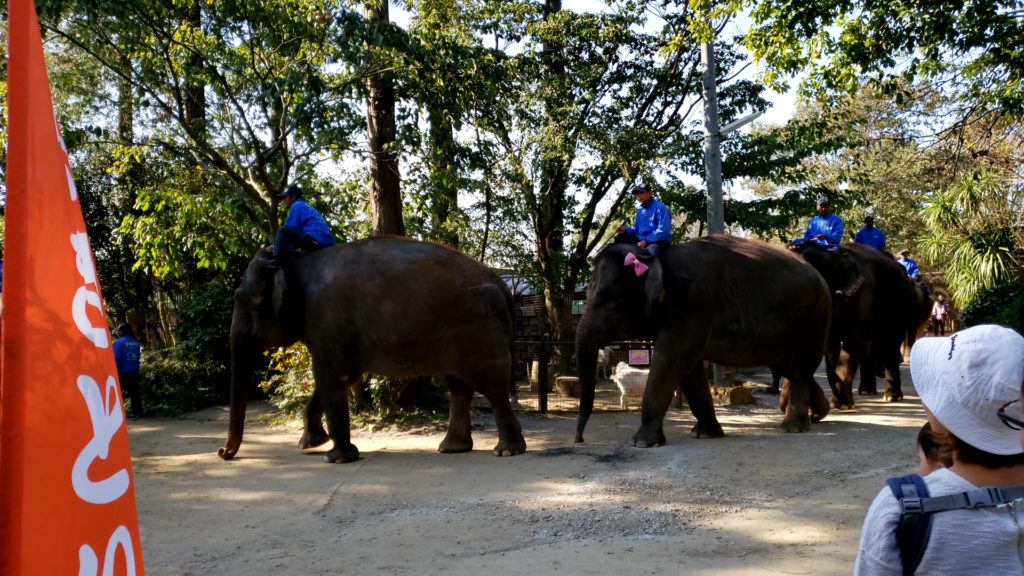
911 325 1024 455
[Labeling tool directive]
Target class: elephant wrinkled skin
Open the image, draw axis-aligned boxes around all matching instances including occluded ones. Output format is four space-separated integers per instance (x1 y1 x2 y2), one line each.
218 237 526 463
575 234 832 447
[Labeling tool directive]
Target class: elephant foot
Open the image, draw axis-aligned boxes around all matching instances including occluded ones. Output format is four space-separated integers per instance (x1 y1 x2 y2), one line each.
690 422 724 439
810 398 830 423
324 443 360 463
830 396 855 410
298 427 330 450
883 392 904 402
492 438 527 457
857 388 877 396
632 427 667 448
438 435 473 454
780 413 811 433
759 386 780 395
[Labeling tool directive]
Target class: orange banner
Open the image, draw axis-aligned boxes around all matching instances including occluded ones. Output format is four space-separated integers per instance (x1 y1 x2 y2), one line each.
1 0 146 573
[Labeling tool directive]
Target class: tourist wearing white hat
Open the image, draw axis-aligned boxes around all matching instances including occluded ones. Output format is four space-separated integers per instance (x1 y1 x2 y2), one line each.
854 325 1024 575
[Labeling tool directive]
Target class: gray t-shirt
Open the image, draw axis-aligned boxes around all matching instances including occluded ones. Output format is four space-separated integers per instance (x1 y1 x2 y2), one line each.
854 467 1024 575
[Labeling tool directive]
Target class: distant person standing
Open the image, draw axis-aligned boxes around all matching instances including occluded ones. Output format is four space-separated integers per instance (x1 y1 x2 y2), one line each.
113 323 144 418
853 215 886 251
793 195 844 248
897 248 920 279
931 294 949 336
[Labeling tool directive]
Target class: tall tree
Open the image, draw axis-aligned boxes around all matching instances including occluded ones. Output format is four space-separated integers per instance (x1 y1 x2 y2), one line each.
364 0 406 236
472 2 785 351
39 0 366 272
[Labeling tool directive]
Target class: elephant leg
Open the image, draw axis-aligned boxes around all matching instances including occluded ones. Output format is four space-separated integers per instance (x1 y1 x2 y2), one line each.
823 348 843 403
778 376 790 413
764 364 783 395
316 360 359 463
882 349 904 402
831 348 857 409
858 352 879 397
439 376 474 453
298 393 331 450
809 381 830 423
682 362 723 439
780 373 811 433
633 353 692 448
778 358 829 429
478 373 527 457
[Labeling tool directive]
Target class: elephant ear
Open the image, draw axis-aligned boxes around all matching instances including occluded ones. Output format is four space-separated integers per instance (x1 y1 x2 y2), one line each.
835 252 865 298
643 257 665 314
272 268 289 319
236 252 277 307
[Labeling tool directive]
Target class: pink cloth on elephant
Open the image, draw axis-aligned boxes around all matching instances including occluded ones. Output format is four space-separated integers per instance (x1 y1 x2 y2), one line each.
623 252 649 276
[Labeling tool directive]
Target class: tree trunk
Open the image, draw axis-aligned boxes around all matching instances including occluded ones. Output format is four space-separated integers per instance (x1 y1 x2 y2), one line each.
185 0 207 138
536 0 572 370
427 104 459 247
365 1 405 237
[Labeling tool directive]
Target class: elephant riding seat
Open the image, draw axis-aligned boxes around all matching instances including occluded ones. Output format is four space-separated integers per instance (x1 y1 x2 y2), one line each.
575 234 833 447
218 236 526 463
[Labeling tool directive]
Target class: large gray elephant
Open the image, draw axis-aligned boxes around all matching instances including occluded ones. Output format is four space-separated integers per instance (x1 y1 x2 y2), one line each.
575 234 833 447
789 243 929 407
218 237 526 463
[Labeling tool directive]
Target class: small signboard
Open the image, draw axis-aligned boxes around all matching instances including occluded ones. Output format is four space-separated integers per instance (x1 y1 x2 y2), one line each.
627 349 650 366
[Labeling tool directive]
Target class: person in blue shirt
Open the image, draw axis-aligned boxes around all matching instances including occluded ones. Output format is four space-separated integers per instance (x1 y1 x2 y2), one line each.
616 182 672 259
272 183 337 260
793 195 844 248
897 249 920 279
853 215 886 251
113 323 144 418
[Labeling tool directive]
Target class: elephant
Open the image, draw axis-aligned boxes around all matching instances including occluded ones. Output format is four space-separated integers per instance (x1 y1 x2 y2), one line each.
218 237 526 463
788 242 929 407
574 234 833 447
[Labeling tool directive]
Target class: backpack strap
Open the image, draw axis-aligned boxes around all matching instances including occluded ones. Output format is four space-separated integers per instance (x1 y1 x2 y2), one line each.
885 476 1024 576
886 474 931 576
903 485 1024 514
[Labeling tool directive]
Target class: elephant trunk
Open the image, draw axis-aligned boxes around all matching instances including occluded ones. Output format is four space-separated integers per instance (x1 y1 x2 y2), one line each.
218 332 257 460
574 311 604 443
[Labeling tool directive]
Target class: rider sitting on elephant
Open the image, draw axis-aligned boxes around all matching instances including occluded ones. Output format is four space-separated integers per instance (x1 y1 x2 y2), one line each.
272 183 337 261
792 195 844 250
616 182 672 259
616 182 671 298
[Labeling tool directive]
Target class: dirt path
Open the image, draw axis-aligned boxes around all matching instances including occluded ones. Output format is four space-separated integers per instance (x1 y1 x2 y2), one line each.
130 367 924 575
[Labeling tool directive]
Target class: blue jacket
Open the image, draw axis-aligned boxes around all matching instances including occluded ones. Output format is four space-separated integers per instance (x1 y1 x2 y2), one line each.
898 257 919 279
625 197 672 244
854 226 886 250
800 213 845 246
282 198 336 246
113 335 141 374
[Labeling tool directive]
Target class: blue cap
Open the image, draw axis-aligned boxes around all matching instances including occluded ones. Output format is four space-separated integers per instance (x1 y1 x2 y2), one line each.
277 184 301 199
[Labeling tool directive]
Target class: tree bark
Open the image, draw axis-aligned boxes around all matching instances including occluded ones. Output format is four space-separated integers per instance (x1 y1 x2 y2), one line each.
365 1 405 237
427 104 459 247
537 0 572 369
185 0 207 139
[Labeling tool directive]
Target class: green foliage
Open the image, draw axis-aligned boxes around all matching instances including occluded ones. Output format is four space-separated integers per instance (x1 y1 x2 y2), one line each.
960 282 1024 335
137 347 227 416
354 375 449 430
260 344 315 417
173 281 234 367
259 345 448 428
918 169 1023 306
744 0 1024 116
